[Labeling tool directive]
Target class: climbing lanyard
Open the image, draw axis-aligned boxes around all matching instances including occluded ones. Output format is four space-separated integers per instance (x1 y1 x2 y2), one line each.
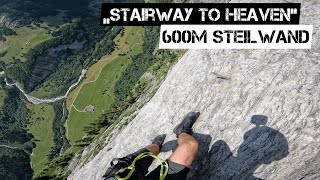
115 152 169 180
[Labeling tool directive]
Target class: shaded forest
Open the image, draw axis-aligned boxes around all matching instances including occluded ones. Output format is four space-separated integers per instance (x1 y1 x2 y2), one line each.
0 84 34 180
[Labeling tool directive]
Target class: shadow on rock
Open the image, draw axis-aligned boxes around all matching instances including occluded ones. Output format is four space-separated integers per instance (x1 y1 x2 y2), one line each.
184 115 289 180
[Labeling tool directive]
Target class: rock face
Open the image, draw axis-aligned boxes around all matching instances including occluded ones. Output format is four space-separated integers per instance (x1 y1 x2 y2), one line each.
25 41 84 93
69 1 320 180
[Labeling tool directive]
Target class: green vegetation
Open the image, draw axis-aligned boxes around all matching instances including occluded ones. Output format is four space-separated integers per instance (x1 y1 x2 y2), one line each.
0 0 181 179
115 26 160 101
29 25 122 98
0 87 33 180
67 26 144 144
26 101 69 179
27 103 55 177
0 27 16 42
6 19 118 96
0 0 94 26
34 148 76 179
67 59 124 144
41 10 68 27
76 45 184 164
1 4 124 179
0 24 53 63
81 27 185 148
79 26 162 141
0 88 6 107
0 148 32 180
1 1 138 179
50 101 70 159
149 50 186 79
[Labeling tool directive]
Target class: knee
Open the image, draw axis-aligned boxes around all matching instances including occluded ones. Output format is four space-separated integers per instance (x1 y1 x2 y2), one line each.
189 140 199 151
183 139 199 153
145 144 160 155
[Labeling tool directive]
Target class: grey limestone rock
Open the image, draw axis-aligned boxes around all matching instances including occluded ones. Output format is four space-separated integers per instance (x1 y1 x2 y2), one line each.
69 0 320 179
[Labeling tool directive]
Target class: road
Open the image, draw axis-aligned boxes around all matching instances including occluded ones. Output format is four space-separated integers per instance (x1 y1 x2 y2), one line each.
5 69 86 104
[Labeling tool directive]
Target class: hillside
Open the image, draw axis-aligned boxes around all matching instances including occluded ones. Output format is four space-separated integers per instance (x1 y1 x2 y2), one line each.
69 1 320 180
1 0 177 178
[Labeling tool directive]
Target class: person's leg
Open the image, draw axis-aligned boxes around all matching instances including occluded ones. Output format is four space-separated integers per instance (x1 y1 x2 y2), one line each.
133 134 166 178
103 135 166 180
133 144 160 180
146 112 200 180
145 144 160 155
127 134 166 160
169 111 200 167
144 133 167 155
168 132 199 168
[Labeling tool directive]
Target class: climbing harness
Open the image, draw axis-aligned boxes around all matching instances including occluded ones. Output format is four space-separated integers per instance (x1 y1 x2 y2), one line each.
115 152 169 180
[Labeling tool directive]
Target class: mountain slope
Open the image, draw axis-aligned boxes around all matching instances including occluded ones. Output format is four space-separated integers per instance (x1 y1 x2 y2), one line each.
69 1 320 180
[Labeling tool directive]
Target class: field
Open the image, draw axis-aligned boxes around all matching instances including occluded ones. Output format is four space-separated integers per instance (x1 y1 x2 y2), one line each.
27 103 55 177
66 26 144 144
0 24 53 64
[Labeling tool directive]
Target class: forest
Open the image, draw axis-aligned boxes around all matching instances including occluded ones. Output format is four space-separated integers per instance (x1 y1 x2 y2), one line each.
0 83 34 179
0 27 16 41
0 0 94 27
49 101 69 159
0 0 175 179
115 26 160 101
75 0 174 150
82 26 169 137
1 1 122 179
5 20 122 96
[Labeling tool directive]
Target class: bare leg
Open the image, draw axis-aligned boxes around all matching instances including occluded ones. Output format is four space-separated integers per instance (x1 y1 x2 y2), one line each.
145 144 160 155
169 133 199 168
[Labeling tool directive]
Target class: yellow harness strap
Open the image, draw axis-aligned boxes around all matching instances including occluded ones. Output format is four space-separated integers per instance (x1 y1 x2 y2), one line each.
115 152 169 180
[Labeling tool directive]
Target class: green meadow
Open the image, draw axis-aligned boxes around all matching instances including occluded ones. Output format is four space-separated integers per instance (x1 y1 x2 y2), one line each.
0 10 68 64
66 26 144 144
0 24 53 64
27 103 55 177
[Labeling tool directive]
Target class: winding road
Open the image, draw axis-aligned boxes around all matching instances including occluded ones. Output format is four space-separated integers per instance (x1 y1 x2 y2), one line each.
5 69 87 105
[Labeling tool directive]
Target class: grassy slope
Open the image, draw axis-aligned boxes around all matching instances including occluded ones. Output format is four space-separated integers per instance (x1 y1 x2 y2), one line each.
0 24 53 64
66 26 144 144
0 13 67 176
66 26 144 109
27 103 55 177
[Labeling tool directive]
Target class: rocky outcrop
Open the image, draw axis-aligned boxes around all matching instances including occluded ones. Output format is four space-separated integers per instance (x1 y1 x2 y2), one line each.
25 41 85 93
69 0 320 179
0 14 22 28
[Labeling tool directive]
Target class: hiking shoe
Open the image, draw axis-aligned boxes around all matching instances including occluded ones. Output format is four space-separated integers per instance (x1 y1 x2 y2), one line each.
173 112 200 137
152 134 166 149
